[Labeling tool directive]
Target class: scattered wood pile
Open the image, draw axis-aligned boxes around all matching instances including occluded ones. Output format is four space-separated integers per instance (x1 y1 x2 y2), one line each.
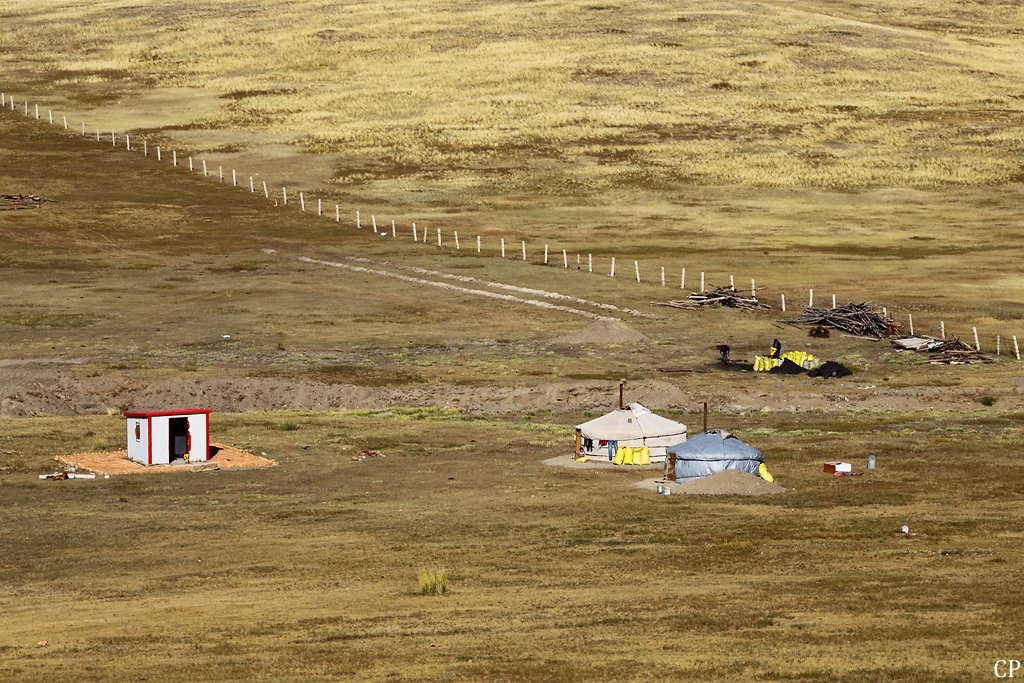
780 302 893 338
652 287 771 311
1 194 55 210
893 335 991 364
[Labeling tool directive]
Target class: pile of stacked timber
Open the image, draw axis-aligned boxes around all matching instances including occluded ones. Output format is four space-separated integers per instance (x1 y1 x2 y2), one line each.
652 287 771 311
1 194 54 210
781 302 893 338
893 335 990 364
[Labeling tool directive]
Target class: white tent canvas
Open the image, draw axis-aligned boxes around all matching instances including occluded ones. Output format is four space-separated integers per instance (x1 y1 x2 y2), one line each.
575 403 686 462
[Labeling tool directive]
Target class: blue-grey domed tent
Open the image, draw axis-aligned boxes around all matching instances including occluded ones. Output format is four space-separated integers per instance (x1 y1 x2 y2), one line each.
666 430 764 482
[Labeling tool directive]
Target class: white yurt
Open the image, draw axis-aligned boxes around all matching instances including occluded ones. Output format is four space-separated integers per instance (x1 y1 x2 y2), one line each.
574 403 687 463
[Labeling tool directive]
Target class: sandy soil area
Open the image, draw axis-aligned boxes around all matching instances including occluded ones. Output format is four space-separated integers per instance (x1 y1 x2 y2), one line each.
634 468 786 496
0 360 998 418
541 455 663 471
54 443 277 476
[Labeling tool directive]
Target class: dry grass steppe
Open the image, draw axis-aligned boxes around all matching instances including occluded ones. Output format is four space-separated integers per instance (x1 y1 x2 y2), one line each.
3 0 1024 680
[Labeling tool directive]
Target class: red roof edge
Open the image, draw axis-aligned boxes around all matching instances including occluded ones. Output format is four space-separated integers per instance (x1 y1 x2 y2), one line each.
123 409 213 418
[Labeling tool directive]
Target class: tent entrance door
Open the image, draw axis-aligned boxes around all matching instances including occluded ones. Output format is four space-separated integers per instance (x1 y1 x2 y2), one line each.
169 417 189 462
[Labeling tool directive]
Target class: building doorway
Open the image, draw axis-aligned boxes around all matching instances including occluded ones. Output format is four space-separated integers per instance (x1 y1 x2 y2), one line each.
169 417 190 462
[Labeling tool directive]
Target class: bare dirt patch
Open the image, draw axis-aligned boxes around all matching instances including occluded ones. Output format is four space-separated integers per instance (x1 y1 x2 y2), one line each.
54 443 276 476
541 454 662 471
552 319 649 344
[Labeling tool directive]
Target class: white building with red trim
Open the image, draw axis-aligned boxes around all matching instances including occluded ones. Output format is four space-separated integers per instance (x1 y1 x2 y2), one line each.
124 410 212 465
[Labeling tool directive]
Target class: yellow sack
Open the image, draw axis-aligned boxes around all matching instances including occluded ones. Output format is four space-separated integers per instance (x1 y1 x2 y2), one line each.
781 350 821 370
575 456 588 463
637 446 651 465
753 356 780 372
623 446 635 465
613 446 629 465
758 463 775 483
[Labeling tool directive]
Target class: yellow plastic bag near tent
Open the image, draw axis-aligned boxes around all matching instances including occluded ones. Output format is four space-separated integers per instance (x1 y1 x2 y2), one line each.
614 446 650 465
781 350 822 370
753 356 780 372
758 463 775 483
754 351 821 372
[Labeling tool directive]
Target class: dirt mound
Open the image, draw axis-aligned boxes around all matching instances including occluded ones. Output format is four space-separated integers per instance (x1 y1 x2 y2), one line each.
635 468 786 496
553 319 648 345
1 368 695 417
